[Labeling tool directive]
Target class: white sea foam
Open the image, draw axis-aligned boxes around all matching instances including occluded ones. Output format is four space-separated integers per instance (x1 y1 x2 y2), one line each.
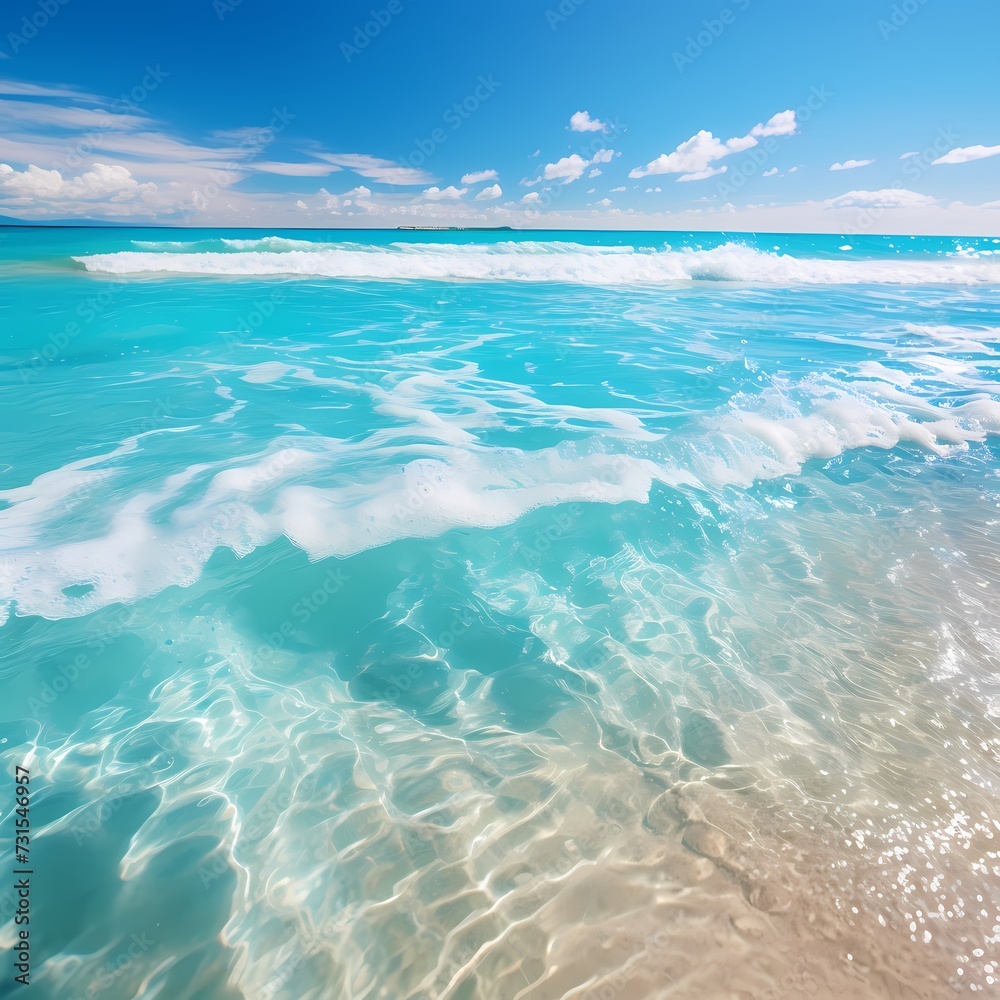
2 376 998 622
75 241 1000 285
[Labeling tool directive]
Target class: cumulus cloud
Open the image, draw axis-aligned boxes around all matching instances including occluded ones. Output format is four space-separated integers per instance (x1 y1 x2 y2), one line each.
461 168 498 184
521 191 542 204
475 183 502 200
610 186 626 192
0 162 154 202
932 144 1000 165
421 185 467 201
630 131 754 179
595 197 612 207
570 111 608 132
316 153 434 184
763 167 778 177
830 159 874 171
543 154 589 183
750 110 798 137
629 111 797 181
588 168 602 178
824 188 936 209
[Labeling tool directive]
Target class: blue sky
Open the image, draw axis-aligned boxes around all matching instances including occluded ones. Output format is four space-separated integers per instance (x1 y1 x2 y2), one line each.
1 0 998 232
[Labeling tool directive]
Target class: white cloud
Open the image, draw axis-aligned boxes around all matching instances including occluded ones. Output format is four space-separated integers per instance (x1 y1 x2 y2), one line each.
253 162 342 176
0 162 154 202
529 149 540 157
678 165 728 182
830 159 874 171
0 79 98 101
629 111 796 180
421 185 467 201
541 148 615 185
595 197 612 207
900 151 920 159
316 153 434 184
932 144 1000 165
824 188 935 209
543 153 589 183
763 167 778 177
570 111 608 133
630 131 753 179
750 110 798 137
461 168 498 184
588 168 602 178
643 186 662 193
610 186 626 192
788 165 799 173
521 191 542 204
475 183 502 201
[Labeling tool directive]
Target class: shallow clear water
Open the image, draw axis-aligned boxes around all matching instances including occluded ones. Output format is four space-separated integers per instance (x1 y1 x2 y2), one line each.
1 227 999 999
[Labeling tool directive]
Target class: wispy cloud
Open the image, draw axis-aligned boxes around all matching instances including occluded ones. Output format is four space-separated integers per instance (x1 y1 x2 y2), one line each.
824 188 935 209
932 143 1000 165
315 153 435 184
830 159 874 171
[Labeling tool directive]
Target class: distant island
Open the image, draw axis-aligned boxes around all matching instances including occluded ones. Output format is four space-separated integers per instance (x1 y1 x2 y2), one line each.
396 225 515 231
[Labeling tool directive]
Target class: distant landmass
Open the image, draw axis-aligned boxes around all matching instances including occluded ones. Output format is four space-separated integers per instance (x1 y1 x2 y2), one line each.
396 225 515 231
0 213 134 227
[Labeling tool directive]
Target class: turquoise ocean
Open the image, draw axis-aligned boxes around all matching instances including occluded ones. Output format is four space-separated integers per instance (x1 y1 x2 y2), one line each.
1 227 1000 998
